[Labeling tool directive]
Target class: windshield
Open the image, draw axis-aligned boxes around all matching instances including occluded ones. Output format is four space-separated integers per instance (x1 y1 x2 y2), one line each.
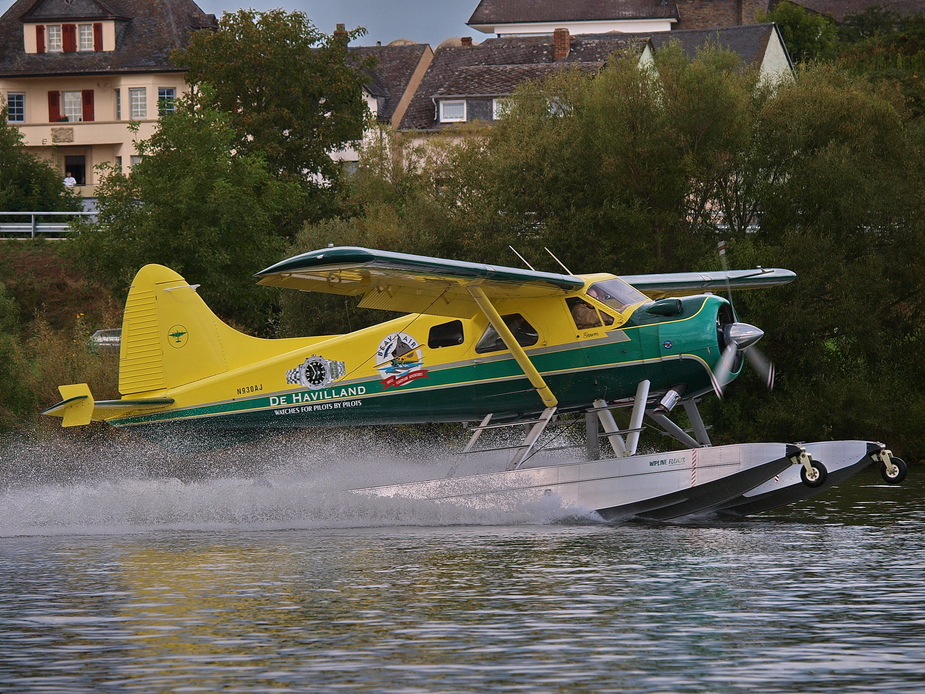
587 279 649 312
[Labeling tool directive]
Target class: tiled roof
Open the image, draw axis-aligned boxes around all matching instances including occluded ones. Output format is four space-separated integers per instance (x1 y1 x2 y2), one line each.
0 0 216 78
433 63 597 97
790 0 925 22
398 24 788 132
468 0 679 25
646 23 783 69
350 43 431 122
20 0 126 22
399 33 648 131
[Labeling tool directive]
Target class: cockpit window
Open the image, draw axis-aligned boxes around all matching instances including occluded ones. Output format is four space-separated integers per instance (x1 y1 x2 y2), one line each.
567 298 602 329
475 313 539 354
588 279 648 312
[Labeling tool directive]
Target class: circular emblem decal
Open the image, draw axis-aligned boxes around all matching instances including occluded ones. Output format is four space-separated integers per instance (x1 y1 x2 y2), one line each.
167 324 189 348
663 340 673 350
286 355 346 390
376 332 428 389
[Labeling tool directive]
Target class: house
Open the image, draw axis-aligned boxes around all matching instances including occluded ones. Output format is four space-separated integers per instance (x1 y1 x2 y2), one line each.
467 0 680 35
332 39 434 167
0 0 216 197
398 23 790 134
399 30 654 133
466 0 925 35
646 23 792 82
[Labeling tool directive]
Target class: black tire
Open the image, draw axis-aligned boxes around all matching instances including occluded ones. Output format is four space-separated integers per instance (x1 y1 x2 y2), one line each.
880 457 908 485
800 460 828 488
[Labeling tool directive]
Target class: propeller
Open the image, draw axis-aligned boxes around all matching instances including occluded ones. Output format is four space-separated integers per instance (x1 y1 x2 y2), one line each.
712 242 776 398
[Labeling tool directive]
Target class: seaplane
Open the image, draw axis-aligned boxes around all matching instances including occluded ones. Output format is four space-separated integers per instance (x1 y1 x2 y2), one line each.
43 245 906 520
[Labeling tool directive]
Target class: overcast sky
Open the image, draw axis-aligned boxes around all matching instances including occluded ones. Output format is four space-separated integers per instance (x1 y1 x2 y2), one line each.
0 1 482 47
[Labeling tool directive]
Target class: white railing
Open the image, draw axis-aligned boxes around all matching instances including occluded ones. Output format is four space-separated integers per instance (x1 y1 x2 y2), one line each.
0 211 96 239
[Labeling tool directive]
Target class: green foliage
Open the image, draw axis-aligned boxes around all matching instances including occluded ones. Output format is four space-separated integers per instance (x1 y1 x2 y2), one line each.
758 1 838 63
71 102 305 334
0 241 116 334
0 106 80 213
450 44 759 275
836 10 925 116
700 64 925 460
0 283 34 428
279 133 468 337
282 50 925 459
173 9 371 220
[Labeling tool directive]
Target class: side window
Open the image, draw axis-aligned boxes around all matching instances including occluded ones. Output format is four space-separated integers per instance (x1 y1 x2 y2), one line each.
428 320 464 349
567 298 602 329
475 314 538 354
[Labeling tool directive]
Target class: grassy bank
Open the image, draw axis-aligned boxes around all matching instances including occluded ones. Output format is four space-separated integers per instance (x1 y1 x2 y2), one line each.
0 240 121 431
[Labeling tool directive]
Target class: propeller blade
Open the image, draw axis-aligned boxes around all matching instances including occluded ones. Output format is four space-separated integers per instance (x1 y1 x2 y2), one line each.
718 240 737 320
711 342 738 399
745 346 775 391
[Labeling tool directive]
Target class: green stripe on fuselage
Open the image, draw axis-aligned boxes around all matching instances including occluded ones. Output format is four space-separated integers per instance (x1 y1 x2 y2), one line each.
112 296 723 430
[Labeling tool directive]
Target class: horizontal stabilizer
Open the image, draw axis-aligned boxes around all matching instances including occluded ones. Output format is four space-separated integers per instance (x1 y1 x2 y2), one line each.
42 383 174 427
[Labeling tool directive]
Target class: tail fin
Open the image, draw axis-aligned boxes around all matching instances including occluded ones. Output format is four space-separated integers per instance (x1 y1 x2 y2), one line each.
43 383 95 427
119 264 265 396
45 264 330 426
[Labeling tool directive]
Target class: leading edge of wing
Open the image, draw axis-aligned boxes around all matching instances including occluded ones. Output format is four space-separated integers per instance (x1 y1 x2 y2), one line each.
622 268 796 299
255 247 584 318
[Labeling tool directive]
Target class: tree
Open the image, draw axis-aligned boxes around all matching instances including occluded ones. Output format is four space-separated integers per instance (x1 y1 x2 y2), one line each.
702 64 925 459
444 43 761 275
72 103 306 333
173 9 371 222
836 10 925 117
0 106 80 212
758 1 837 63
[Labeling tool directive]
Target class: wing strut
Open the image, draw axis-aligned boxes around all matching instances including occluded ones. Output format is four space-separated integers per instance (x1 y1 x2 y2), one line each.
467 285 557 409
466 285 558 470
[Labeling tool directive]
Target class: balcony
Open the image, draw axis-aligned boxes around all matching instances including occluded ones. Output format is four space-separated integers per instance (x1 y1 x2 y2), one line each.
15 119 159 147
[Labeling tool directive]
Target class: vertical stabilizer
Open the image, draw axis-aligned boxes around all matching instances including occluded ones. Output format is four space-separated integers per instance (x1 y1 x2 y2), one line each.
119 265 231 396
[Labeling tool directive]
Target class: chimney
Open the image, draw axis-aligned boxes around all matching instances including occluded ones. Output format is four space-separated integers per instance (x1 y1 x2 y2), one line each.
334 23 348 43
553 28 570 60
461 36 473 47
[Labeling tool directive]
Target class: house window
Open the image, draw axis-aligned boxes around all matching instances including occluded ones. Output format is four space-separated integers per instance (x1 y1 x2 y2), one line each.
47 25 62 52
492 98 511 120
129 88 146 119
64 155 86 186
439 100 466 123
62 91 83 122
130 155 142 167
78 24 93 51
6 93 24 122
157 87 176 116
114 89 121 120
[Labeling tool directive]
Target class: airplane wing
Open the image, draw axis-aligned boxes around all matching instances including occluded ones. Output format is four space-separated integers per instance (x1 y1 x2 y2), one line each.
255 246 584 319
621 268 796 299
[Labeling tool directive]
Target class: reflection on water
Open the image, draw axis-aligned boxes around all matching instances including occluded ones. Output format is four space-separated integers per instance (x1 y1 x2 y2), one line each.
0 437 922 692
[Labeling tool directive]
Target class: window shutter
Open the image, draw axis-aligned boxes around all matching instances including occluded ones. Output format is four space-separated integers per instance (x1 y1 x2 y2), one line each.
82 90 94 122
36 25 45 53
62 24 76 53
93 23 103 51
48 91 61 122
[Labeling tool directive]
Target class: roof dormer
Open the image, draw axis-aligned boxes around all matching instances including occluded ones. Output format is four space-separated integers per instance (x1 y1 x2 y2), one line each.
19 0 125 54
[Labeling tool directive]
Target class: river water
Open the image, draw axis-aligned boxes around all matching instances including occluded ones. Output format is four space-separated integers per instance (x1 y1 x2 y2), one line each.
0 435 923 692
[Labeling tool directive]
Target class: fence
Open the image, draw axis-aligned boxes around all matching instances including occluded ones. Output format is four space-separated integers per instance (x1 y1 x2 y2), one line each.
0 211 96 240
